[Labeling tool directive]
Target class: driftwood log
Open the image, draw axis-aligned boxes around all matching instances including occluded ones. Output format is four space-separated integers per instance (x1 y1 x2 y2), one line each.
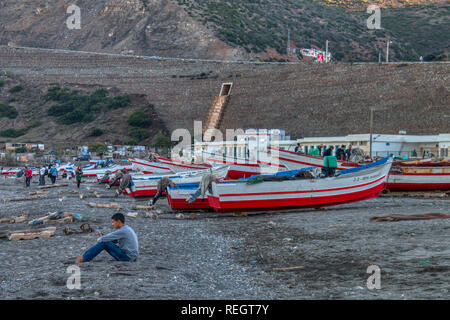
87 202 122 209
3 196 39 203
38 184 68 189
8 227 56 241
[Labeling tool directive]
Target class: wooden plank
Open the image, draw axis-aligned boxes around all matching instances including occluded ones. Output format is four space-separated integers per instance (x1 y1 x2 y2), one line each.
272 266 304 271
3 196 39 203
87 202 122 209
131 205 154 210
38 184 68 189
9 227 56 241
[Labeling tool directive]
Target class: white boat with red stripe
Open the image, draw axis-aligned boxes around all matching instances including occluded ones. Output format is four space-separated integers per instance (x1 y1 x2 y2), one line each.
207 156 393 213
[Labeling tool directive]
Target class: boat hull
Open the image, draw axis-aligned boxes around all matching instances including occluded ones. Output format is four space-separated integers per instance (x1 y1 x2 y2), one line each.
167 187 212 210
208 158 392 213
386 173 450 191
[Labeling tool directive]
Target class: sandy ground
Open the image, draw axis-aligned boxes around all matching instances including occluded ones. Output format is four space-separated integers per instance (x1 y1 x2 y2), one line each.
0 175 449 300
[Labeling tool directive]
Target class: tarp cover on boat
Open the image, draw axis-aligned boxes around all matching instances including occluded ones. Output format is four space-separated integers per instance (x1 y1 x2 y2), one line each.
339 156 391 175
244 167 317 181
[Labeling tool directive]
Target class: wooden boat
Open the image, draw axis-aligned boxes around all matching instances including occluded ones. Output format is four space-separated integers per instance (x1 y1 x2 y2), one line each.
207 156 393 212
267 147 361 170
125 166 228 198
130 157 211 174
166 184 212 210
386 160 450 191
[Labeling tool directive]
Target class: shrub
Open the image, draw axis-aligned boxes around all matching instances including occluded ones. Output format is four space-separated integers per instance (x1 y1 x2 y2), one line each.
0 103 18 119
151 132 171 148
129 127 150 142
0 80 5 88
45 87 129 124
0 128 27 138
8 85 23 93
105 95 130 109
88 128 104 137
127 111 152 128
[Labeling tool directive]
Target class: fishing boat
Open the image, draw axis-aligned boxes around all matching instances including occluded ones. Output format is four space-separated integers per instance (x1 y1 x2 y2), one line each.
130 156 211 175
203 150 288 180
66 160 133 177
207 156 393 212
267 147 362 170
125 166 228 198
166 183 212 210
386 160 450 191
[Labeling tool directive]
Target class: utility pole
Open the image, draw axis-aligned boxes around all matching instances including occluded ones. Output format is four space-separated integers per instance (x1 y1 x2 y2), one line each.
386 38 392 63
325 40 329 63
287 29 291 56
369 107 374 159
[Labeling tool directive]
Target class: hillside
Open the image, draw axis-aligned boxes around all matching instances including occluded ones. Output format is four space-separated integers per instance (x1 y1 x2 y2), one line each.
0 71 168 148
0 46 448 150
0 0 448 62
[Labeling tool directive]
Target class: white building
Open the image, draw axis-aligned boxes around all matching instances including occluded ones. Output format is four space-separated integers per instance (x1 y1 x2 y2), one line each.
297 133 450 158
186 131 450 162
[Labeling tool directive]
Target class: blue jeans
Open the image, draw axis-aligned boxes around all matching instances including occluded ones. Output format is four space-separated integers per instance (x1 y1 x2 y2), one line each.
82 241 135 262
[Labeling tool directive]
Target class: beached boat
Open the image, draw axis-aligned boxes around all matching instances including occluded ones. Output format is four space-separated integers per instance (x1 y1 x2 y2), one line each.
267 147 362 171
206 156 393 212
66 162 133 177
130 156 211 175
167 184 212 210
386 160 450 191
125 166 228 198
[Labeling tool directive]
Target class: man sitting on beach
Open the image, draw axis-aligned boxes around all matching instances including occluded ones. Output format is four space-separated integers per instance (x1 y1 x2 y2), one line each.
75 213 138 263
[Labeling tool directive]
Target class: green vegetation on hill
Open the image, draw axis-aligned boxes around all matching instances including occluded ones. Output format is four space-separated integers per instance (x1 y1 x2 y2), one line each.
8 85 23 93
177 0 448 61
127 111 152 128
88 128 104 137
0 103 18 119
0 120 41 138
45 86 131 125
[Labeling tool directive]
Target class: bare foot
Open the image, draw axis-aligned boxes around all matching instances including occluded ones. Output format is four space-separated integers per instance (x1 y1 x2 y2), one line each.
75 256 85 264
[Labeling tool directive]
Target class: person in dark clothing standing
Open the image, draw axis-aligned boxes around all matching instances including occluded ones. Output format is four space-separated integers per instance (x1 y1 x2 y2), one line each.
335 145 346 161
48 165 58 184
323 146 334 157
75 166 83 188
294 143 303 154
345 145 353 161
24 167 33 187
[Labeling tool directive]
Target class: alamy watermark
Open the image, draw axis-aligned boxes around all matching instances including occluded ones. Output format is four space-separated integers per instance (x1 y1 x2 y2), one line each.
66 265 81 290
366 265 381 290
367 5 381 30
66 4 81 30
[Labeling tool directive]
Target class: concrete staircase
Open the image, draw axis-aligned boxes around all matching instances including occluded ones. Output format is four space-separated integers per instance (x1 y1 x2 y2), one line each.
203 83 232 141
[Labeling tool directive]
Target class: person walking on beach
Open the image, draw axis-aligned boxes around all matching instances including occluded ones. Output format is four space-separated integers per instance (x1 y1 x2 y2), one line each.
24 167 33 187
115 170 132 197
75 213 138 263
75 165 83 189
49 165 58 184
39 165 46 186
107 170 123 189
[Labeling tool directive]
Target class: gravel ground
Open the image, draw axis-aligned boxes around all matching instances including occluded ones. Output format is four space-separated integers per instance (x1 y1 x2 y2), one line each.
0 175 449 300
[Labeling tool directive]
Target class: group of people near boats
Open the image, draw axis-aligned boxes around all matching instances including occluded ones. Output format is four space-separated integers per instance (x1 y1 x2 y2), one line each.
20 164 59 187
295 143 354 161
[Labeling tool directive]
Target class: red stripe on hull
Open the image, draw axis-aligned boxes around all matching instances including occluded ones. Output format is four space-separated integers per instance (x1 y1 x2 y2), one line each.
167 195 212 210
225 170 260 180
386 183 450 191
208 182 386 212
127 189 159 198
